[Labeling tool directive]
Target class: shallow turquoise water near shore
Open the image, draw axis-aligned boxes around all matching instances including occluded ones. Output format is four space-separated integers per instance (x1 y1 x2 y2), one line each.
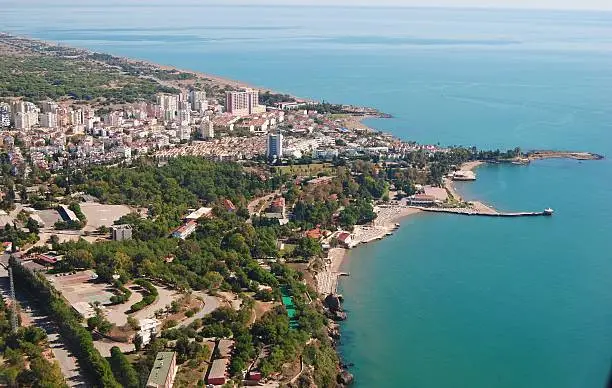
3 4 612 387
339 158 612 387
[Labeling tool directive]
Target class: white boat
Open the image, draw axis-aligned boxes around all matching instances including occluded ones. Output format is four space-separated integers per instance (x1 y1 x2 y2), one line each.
544 208 554 215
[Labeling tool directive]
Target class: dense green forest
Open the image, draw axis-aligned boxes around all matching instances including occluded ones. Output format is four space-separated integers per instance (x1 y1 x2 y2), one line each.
0 56 178 103
64 157 267 214
45 156 342 384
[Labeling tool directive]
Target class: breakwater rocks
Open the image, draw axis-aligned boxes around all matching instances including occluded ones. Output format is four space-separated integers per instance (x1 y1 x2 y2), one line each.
338 370 355 385
325 293 347 321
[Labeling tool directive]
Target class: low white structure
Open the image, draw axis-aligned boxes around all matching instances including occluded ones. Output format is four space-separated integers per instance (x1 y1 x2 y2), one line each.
138 318 161 346
184 207 213 221
452 170 476 181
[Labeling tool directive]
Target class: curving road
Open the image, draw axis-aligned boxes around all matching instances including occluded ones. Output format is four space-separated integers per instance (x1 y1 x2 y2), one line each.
178 291 221 328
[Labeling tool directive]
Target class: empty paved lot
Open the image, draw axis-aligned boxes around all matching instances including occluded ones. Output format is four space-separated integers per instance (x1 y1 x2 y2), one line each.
79 203 132 232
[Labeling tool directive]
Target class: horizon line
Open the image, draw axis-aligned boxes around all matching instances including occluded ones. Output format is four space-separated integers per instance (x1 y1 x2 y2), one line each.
6 2 612 12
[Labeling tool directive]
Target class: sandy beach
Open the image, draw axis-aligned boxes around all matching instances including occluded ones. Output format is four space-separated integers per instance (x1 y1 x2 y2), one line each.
351 205 421 246
315 248 347 295
315 205 421 294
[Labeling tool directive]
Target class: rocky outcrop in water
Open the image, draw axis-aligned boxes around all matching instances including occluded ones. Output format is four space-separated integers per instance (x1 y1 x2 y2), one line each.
338 370 354 385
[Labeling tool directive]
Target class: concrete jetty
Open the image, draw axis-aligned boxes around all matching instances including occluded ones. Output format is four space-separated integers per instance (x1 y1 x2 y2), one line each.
410 206 554 217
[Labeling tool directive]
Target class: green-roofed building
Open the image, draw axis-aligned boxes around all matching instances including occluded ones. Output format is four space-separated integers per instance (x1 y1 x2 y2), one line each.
146 351 177 388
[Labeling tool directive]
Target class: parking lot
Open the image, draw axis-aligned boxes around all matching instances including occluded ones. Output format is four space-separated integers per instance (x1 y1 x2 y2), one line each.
79 203 132 232
46 270 115 307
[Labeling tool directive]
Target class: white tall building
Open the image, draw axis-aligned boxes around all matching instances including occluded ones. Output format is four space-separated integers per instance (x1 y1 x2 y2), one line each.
39 112 58 128
199 120 214 139
156 94 179 121
104 112 123 127
15 112 38 130
178 109 190 126
189 90 207 111
70 109 84 126
41 101 59 113
225 89 265 116
178 126 191 141
266 132 283 159
0 105 10 127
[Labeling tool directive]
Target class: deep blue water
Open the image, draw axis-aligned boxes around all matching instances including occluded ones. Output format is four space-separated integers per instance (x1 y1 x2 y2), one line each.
3 3 612 387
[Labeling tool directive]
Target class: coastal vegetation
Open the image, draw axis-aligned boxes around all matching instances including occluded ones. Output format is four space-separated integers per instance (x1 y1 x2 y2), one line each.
0 56 178 104
258 91 296 106
18 156 354 385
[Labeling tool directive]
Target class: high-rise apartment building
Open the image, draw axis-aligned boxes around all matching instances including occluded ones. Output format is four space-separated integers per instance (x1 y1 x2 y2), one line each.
39 112 58 128
178 109 190 126
15 112 38 130
70 109 84 126
225 89 265 116
266 132 283 159
156 94 179 121
41 101 59 113
199 120 214 139
189 90 207 111
0 105 10 127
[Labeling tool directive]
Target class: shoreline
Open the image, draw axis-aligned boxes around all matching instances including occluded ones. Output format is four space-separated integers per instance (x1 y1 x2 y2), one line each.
316 205 422 295
0 32 309 103
444 160 484 202
2 32 607 386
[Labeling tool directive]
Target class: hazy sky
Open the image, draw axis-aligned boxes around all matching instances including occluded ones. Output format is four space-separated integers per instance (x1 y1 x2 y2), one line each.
15 0 612 11
247 0 612 10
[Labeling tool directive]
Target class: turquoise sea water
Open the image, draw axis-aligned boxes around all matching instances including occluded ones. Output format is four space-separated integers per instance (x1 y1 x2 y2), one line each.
3 4 612 387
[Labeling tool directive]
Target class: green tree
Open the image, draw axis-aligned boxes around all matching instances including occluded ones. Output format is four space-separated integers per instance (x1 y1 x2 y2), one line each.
109 346 139 388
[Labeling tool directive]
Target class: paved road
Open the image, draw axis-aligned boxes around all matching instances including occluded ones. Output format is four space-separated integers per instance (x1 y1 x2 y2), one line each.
178 292 221 328
0 265 89 387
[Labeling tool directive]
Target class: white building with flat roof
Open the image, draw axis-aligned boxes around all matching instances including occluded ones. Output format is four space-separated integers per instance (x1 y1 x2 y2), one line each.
157 94 179 122
189 90 207 111
15 112 38 130
0 105 10 127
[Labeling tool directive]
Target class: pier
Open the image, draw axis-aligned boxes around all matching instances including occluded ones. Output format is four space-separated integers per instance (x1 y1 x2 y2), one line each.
410 206 554 217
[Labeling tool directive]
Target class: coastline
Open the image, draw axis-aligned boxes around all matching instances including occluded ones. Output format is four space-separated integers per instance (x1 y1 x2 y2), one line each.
444 160 484 202
1 32 607 387
316 205 422 295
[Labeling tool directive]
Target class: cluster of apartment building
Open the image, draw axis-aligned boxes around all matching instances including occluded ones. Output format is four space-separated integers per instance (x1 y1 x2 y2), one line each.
0 86 443 176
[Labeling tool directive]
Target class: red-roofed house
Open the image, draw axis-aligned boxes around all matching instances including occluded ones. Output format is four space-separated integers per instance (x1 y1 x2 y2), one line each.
34 254 59 266
172 220 197 240
337 232 353 248
408 194 437 206
305 227 323 240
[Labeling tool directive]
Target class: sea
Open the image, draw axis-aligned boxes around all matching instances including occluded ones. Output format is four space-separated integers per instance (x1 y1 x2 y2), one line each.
4 3 612 387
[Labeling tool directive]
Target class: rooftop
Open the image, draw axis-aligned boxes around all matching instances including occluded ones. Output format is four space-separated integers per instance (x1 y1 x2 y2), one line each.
146 352 176 387
185 207 213 220
208 358 229 381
